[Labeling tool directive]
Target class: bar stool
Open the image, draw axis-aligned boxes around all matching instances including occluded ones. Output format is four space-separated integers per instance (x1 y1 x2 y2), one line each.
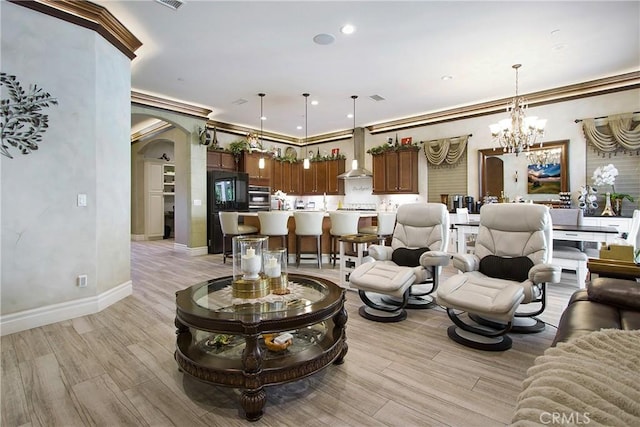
258 211 291 253
293 211 325 269
358 212 396 245
329 212 360 267
219 211 258 264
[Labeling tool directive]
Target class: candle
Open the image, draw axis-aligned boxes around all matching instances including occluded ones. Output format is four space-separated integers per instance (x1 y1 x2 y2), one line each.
246 247 255 258
265 256 281 278
241 246 260 279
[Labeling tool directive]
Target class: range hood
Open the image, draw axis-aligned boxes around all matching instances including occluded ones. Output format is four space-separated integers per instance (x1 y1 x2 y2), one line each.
338 127 373 179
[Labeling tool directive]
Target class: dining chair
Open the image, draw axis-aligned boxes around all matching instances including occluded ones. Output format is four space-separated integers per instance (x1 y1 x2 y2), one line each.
329 212 360 267
219 212 258 264
293 211 325 269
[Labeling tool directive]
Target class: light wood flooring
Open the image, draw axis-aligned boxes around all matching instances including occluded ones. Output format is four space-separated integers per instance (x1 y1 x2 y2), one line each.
1 239 578 427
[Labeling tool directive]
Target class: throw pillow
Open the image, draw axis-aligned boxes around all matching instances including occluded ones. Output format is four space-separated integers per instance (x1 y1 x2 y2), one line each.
391 247 430 267
479 255 533 282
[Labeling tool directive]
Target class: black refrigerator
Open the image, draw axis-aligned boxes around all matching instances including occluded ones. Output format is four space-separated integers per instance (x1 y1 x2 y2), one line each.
207 170 249 254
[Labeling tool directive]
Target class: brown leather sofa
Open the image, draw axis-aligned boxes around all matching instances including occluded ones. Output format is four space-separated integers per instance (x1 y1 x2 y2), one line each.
552 275 640 346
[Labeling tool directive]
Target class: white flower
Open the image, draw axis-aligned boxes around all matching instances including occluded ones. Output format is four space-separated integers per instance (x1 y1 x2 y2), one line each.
591 163 618 186
273 190 287 201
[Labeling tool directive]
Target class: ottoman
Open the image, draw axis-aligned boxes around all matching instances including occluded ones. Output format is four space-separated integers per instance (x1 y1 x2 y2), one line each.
436 274 525 350
349 262 416 322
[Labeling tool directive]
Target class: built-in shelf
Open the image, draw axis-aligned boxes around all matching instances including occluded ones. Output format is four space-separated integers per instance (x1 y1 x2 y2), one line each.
163 163 175 196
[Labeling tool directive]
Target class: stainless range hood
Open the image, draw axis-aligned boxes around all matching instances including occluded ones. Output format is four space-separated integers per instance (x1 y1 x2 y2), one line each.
337 127 373 179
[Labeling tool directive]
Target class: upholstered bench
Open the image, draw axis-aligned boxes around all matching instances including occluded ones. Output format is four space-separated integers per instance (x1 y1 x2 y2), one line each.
348 262 416 322
437 274 525 351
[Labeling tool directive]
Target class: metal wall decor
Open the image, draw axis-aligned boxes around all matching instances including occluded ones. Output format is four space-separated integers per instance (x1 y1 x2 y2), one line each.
1 73 58 159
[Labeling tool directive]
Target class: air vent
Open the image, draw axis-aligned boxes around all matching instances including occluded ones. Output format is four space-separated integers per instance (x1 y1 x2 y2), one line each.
155 0 183 10
232 98 248 105
369 94 385 102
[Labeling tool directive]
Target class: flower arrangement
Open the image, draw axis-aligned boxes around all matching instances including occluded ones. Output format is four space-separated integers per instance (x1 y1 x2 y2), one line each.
273 190 287 210
591 163 618 187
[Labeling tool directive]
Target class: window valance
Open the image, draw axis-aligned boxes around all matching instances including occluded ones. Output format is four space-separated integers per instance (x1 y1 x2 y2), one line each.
580 112 640 155
422 134 470 167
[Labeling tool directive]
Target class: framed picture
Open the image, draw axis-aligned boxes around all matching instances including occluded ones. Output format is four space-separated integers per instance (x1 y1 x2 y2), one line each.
331 148 340 156
401 137 412 145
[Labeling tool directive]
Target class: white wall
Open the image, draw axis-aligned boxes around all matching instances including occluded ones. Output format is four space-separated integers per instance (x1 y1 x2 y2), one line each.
1 3 131 326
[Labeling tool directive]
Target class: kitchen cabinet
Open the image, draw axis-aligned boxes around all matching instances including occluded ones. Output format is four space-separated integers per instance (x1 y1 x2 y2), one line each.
273 160 302 194
207 150 236 171
240 151 272 186
372 147 419 194
302 159 345 195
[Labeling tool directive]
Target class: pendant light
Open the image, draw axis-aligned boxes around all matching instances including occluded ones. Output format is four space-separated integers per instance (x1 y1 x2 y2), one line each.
303 93 310 169
351 95 358 170
258 93 266 169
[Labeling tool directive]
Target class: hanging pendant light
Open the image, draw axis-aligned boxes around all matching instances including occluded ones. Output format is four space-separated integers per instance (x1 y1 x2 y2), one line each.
351 95 358 170
258 93 266 169
303 93 310 169
337 95 372 179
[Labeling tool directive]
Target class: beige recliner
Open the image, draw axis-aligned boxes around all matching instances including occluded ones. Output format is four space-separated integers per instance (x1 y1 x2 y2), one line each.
348 203 450 322
436 203 561 351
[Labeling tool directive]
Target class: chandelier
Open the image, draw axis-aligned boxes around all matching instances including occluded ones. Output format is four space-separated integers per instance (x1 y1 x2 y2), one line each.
489 64 546 155
526 147 561 167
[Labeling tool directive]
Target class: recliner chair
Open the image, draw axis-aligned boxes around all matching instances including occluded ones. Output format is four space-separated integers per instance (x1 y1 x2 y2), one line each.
348 203 450 322
436 203 561 351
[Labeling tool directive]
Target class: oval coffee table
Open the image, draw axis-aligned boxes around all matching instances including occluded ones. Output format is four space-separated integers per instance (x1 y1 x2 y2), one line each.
174 273 347 421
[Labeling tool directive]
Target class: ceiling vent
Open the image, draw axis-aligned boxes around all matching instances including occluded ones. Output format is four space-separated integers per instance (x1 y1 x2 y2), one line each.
369 94 385 102
155 0 184 11
232 98 248 105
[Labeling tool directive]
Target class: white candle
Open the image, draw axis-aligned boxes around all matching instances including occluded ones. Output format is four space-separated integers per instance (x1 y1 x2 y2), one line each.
265 256 281 277
246 247 255 258
241 247 260 279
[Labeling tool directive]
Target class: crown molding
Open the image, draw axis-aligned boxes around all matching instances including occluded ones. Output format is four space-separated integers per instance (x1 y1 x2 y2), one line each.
367 71 640 134
9 0 142 60
131 91 213 119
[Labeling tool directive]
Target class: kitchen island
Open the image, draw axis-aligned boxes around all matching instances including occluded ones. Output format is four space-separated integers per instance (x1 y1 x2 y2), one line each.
240 211 379 263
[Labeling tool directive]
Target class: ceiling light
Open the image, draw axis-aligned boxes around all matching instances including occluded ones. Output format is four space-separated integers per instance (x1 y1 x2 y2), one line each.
296 125 302 130
258 93 265 169
489 64 546 155
311 100 319 106
303 93 310 169
341 24 355 35
441 75 453 81
313 33 335 45
347 113 354 119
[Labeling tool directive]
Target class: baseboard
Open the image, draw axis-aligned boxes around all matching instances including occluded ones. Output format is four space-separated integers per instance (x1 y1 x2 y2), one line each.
131 234 146 241
0 280 132 336
173 243 208 256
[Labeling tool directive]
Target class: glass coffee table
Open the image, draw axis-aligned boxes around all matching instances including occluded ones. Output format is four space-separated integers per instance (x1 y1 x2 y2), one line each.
174 273 348 421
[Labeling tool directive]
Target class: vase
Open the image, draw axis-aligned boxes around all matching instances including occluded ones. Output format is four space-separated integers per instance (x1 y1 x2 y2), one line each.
613 198 622 216
601 192 615 216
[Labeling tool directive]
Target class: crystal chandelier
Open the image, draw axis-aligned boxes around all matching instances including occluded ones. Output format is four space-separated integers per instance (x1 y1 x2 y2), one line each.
526 147 561 167
489 64 546 155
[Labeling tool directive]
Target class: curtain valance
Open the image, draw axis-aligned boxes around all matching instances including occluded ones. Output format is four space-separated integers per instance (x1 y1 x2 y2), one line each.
581 112 640 155
422 134 469 167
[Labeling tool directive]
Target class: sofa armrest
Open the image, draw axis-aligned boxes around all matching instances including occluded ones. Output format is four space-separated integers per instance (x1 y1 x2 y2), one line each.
368 245 393 261
528 263 562 284
420 251 451 268
588 277 640 311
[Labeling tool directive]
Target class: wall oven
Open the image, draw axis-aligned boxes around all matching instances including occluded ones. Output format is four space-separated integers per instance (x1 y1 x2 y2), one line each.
248 185 271 211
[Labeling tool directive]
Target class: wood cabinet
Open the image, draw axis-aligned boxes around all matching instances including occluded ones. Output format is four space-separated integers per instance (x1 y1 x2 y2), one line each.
144 160 165 240
372 147 419 194
240 151 272 186
301 159 345 195
207 150 236 171
273 160 302 194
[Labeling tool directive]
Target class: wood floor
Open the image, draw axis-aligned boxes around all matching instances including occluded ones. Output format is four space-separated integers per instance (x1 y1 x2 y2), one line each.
1 239 578 427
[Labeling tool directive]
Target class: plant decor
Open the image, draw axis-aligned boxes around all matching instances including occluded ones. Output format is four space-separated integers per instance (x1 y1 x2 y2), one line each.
367 142 420 155
1 72 58 159
228 139 249 156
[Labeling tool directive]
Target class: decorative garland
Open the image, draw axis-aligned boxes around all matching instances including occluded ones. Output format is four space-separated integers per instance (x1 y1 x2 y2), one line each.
1 73 58 159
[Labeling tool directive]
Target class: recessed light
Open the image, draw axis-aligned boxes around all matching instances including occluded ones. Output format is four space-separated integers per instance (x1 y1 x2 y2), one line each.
441 75 453 81
313 33 335 45
297 125 302 130
552 43 568 51
347 113 354 119
311 100 319 106
260 116 267 121
341 24 355 35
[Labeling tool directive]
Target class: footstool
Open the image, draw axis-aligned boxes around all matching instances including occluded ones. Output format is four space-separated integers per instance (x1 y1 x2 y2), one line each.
436 274 525 350
348 262 416 322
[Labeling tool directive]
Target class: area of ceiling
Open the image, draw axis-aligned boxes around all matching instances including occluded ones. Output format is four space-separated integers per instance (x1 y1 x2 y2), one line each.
93 1 640 139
